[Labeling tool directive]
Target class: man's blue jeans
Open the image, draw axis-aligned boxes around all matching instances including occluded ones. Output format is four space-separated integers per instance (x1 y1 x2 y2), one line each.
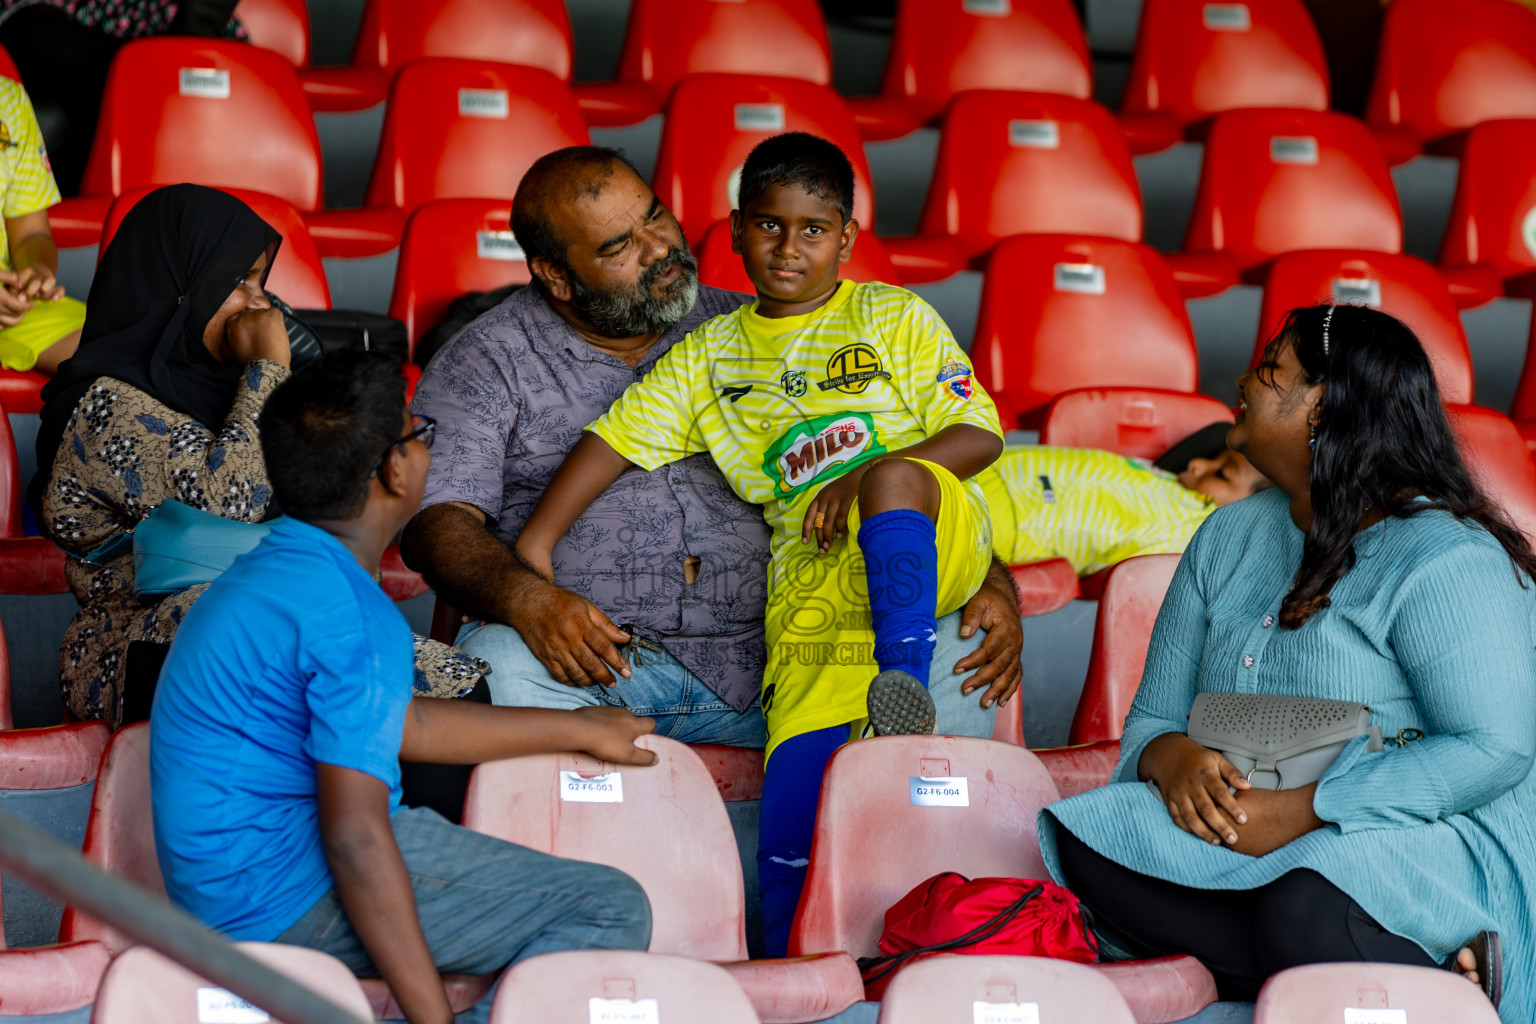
276 806 651 1024
455 608 998 745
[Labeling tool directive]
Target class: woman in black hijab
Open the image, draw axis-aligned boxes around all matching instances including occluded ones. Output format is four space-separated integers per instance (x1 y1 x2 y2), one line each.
37 185 484 728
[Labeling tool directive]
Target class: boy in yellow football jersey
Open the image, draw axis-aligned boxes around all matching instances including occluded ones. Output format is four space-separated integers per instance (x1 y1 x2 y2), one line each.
516 132 1003 955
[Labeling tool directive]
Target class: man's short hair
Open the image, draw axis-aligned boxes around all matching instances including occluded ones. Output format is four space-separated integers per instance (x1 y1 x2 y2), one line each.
511 146 644 269
260 351 407 522
737 132 855 223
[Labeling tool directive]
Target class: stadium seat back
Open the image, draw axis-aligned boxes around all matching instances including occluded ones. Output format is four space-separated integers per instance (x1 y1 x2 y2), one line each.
1438 119 1536 282
387 199 528 349
1366 0 1536 147
1253 962 1501 1023
1446 405 1536 546
880 954 1137 1024
347 0 573 81
1257 250 1472 404
0 401 23 539
363 59 589 214
1183 109 1402 275
879 0 1092 126
58 722 160 952
789 736 1059 958
696 219 899 294
613 0 831 102
1069 554 1180 746
918 91 1142 259
93 943 374 1024
0 43 17 81
1039 388 1233 460
103 187 331 310
489 950 760 1024
972 235 1198 428
234 0 310 67
1122 0 1329 128
462 735 748 960
653 74 873 246
80 39 322 211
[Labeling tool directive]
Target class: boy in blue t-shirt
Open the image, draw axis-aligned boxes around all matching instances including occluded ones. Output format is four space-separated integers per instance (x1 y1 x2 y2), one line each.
152 352 656 1024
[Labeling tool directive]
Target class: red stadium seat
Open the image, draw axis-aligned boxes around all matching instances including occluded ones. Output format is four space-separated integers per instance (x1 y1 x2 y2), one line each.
696 219 899 294
1438 119 1536 295
1254 963 1501 1024
914 91 1142 266
1447 404 1536 546
1032 741 1123 798
93 943 373 1024
0 43 18 81
51 39 322 249
574 0 832 128
0 398 69 592
463 735 864 1023
972 235 1199 429
1183 109 1401 281
1040 388 1235 461
1366 0 1536 156
1068 554 1180 746
103 187 331 310
234 0 310 67
1120 0 1329 150
1257 250 1474 404
298 0 573 113
848 0 1092 142
304 59 589 260
387 200 529 353
789 735 1217 1021
490 951 761 1024
880 955 1136 1024
653 74 873 247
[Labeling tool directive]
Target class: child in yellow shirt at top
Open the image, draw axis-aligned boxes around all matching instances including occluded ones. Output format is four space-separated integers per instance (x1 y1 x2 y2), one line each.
516 132 1004 955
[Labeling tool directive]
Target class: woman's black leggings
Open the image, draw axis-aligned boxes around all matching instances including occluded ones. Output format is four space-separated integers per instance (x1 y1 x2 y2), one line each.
1056 827 1438 1000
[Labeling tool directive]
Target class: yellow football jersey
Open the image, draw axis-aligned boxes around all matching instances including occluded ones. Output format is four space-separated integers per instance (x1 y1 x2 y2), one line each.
0 78 62 273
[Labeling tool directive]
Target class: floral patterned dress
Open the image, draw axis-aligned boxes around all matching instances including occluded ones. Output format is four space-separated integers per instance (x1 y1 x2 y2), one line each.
42 359 486 726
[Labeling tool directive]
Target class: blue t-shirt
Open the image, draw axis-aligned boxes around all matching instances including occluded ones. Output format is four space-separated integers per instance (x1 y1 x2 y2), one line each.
150 517 414 940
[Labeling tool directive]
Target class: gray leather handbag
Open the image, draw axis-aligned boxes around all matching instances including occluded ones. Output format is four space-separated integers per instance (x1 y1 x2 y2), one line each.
1185 692 1383 790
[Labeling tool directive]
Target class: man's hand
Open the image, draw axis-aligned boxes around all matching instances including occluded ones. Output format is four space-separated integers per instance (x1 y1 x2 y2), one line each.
0 273 33 327
12 263 63 301
1139 732 1252 847
952 580 1023 709
511 574 632 687
801 466 867 553
571 705 659 765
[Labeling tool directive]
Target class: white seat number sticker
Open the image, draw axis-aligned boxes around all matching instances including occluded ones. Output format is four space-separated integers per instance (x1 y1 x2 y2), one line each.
1343 1011 1407 1024
476 231 525 261
590 997 660 1024
179 68 230 98
196 988 270 1024
974 1002 1040 1024
561 771 624 802
1331 277 1380 305
910 776 969 806
458 89 510 118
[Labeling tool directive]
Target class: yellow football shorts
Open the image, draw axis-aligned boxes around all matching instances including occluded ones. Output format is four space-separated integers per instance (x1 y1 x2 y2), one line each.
0 295 86 372
762 457 994 758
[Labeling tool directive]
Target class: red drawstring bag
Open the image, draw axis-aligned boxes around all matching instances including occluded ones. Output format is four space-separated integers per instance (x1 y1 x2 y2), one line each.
857 872 1100 1000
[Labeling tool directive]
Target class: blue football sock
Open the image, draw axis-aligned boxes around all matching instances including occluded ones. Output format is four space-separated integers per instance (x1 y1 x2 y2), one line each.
757 725 847 958
858 508 939 688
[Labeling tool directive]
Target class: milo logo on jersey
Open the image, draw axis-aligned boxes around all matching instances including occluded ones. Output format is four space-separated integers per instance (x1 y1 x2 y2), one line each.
763 413 885 497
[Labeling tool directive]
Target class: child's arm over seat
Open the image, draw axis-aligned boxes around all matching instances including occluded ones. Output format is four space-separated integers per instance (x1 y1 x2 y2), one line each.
515 431 637 581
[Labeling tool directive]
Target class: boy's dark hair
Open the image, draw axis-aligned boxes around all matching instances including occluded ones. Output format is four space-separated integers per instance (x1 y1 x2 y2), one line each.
737 132 855 223
260 351 408 522
512 146 644 269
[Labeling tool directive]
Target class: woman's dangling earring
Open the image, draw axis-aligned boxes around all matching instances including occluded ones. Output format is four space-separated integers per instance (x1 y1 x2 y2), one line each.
1309 423 1317 452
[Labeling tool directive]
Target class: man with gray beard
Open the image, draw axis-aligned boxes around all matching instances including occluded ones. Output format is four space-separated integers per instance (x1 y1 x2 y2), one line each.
402 147 1022 746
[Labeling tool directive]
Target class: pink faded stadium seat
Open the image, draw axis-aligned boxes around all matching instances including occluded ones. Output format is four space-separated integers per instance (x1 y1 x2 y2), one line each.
387 199 529 354
299 0 573 112
1256 250 1476 404
50 39 322 250
573 0 832 128
879 954 1137 1024
696 220 900 294
92 943 373 1024
234 0 311 67
1119 0 1329 151
653 74 873 248
789 735 1217 1022
0 923 109 1017
103 186 332 310
1447 404 1536 546
1182 108 1402 282
1040 388 1234 462
489 950 760 1024
1069 554 1180 746
1367 0 1536 158
304 59 589 260
850 0 1091 142
1254 962 1501 1023
1438 119 1536 298
462 734 863 1023
972 235 1200 429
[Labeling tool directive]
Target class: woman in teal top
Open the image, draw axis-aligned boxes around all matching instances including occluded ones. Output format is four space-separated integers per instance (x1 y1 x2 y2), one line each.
1041 304 1536 1019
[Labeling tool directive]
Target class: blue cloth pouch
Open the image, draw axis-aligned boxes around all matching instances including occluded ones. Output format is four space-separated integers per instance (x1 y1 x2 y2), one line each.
132 499 276 601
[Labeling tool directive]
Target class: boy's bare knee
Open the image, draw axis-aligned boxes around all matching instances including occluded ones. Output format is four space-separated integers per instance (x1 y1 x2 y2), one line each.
859 458 940 516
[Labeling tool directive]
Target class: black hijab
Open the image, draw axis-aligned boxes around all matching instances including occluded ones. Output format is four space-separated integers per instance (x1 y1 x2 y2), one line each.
31 185 281 526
